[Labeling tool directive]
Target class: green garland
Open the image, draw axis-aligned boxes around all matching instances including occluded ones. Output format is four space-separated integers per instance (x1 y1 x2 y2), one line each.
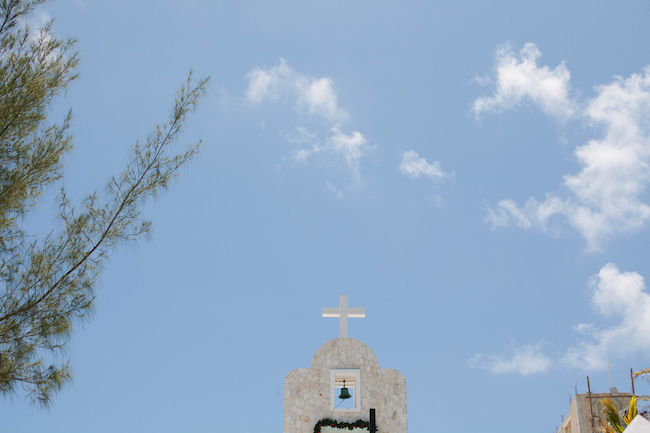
313 418 377 432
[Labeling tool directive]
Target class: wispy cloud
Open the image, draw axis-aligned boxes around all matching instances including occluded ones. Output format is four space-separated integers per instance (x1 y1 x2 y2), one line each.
326 181 344 200
246 59 375 195
246 58 348 122
286 126 372 184
469 342 552 375
473 42 575 119
476 43 650 251
564 264 650 370
398 150 451 180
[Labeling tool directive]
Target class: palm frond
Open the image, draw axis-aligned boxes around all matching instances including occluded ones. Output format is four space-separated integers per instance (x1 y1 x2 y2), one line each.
600 398 625 433
624 395 638 427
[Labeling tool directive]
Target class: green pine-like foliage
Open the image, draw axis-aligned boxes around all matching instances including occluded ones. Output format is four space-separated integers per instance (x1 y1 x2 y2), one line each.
0 0 208 406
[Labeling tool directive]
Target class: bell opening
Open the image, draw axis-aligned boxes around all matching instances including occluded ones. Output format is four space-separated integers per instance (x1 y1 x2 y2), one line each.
331 369 360 412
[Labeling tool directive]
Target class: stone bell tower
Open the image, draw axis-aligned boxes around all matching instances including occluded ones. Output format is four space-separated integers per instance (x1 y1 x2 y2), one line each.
283 295 408 433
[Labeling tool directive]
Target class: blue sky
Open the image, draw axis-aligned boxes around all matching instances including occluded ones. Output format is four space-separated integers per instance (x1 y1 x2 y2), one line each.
3 1 650 432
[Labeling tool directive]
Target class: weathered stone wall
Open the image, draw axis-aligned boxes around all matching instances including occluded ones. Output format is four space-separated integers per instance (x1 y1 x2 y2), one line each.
284 338 407 433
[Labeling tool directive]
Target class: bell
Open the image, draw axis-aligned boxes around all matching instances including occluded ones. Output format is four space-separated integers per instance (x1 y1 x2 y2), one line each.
339 380 352 400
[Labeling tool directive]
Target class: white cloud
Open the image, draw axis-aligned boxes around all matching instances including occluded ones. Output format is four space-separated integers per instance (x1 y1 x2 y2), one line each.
485 195 565 231
564 264 650 370
245 60 287 103
399 150 450 179
295 76 346 121
469 343 552 375
286 127 318 162
473 42 575 119
563 69 650 247
479 43 650 251
286 127 373 183
245 59 348 121
245 59 378 190
327 127 369 175
472 264 650 375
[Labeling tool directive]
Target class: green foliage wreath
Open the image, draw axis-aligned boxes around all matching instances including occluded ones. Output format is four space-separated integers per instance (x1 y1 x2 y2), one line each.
314 418 376 432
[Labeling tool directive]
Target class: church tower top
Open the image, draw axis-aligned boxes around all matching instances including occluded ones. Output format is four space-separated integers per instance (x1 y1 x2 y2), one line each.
283 295 407 433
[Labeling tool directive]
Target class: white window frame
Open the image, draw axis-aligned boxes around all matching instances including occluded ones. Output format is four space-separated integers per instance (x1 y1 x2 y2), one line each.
330 369 361 413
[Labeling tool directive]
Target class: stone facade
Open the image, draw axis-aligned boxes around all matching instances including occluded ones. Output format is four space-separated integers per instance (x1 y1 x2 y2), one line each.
284 338 407 433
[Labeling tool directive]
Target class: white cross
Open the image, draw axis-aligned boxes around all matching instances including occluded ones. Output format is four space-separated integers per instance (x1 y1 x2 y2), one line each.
322 295 365 338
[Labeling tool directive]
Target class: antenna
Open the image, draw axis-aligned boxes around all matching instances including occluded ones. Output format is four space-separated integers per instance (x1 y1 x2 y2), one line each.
608 361 612 388
587 376 595 432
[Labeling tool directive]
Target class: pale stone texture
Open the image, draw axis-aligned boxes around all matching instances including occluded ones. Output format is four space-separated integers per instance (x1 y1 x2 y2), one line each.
556 388 638 433
284 338 407 433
